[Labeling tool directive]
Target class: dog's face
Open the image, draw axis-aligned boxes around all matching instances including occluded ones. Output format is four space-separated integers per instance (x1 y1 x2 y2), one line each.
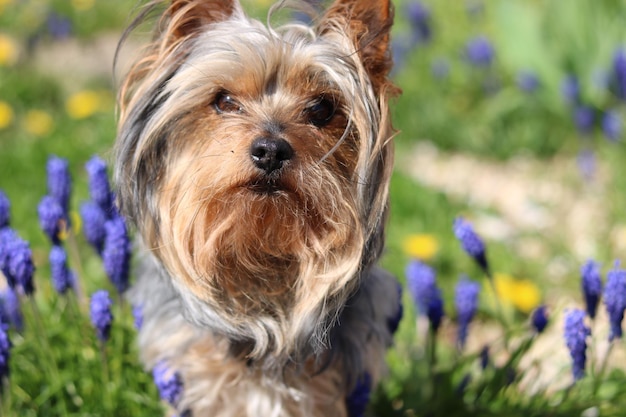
115 0 396 357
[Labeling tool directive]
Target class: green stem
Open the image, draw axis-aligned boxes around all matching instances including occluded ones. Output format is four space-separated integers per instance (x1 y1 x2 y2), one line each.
593 339 615 396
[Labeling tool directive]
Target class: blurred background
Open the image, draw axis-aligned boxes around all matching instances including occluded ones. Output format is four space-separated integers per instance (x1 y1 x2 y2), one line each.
1 0 625 416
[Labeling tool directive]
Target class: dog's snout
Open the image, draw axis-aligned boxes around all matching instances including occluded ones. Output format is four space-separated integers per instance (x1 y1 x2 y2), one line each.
250 137 294 174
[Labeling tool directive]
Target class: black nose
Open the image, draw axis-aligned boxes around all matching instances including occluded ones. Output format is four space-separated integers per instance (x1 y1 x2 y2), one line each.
249 137 294 174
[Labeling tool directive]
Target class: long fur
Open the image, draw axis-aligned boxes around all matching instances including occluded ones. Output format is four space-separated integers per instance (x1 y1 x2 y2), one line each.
115 0 400 415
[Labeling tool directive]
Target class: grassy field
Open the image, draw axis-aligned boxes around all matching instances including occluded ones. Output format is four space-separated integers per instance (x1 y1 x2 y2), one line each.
1 0 626 416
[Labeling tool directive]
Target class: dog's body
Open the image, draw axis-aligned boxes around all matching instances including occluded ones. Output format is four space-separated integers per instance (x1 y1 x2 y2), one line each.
115 1 400 415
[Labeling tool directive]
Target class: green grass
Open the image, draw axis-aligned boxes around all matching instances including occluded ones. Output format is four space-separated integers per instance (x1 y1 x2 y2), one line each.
2 0 626 416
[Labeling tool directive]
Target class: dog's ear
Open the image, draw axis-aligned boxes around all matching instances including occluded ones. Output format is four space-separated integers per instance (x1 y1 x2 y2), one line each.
167 0 240 38
319 0 394 92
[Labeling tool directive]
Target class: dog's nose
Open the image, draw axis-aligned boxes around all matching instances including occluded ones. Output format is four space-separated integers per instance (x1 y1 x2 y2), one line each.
249 137 294 174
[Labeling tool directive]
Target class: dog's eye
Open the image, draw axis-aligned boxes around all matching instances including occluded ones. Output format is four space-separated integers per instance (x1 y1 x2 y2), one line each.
306 98 335 127
214 92 242 114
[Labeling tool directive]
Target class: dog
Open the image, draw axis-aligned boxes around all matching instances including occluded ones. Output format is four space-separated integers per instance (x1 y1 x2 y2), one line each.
114 0 401 415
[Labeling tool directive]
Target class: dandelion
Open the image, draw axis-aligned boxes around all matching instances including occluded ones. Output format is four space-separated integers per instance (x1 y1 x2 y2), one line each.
403 233 439 261
90 290 113 342
493 273 541 313
453 217 489 275
0 100 14 130
0 322 10 380
72 0 95 11
0 33 18 67
0 288 22 331
0 189 9 228
406 260 444 331
517 70 540 93
465 36 494 67
153 360 184 406
85 156 114 215
66 90 102 119
602 110 622 141
49 245 73 295
603 262 626 341
46 156 71 218
531 305 549 333
345 372 371 417
102 216 131 294
581 260 602 319
37 195 64 244
563 309 590 381
454 276 480 349
24 110 54 136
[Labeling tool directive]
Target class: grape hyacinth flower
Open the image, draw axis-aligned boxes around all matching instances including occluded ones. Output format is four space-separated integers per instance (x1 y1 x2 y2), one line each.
581 260 602 319
561 75 580 105
49 245 74 295
517 70 540 93
153 360 184 406
90 290 113 342
0 322 10 380
80 201 107 254
465 36 494 67
574 106 595 135
0 190 9 228
0 288 22 331
454 276 480 349
6 235 35 295
132 304 143 330
407 1 431 44
406 260 444 332
102 216 132 294
37 195 64 244
602 110 622 142
603 263 626 341
346 372 372 417
531 305 549 333
453 217 489 275
85 156 114 215
563 309 590 381
612 47 626 101
46 156 71 218
0 228 18 286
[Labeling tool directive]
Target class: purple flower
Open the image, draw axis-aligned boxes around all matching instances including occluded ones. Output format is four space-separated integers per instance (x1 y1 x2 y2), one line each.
0 190 9 228
602 110 622 141
406 260 444 331
0 322 11 380
46 156 71 218
611 47 626 101
465 36 494 67
6 235 35 295
0 288 22 331
80 201 107 254
38 195 64 244
454 276 480 349
90 290 113 342
85 156 114 216
563 309 590 381
102 216 131 294
531 305 549 333
407 1 431 44
153 360 184 406
49 245 73 295
561 75 580 105
581 260 602 319
346 372 371 417
603 262 626 341
0 228 18 288
453 217 489 274
574 106 594 135
517 70 540 93
132 304 143 330
46 12 72 39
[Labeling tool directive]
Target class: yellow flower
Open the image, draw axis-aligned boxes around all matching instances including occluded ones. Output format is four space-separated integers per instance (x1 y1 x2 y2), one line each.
0 0 15 15
71 0 94 11
493 273 541 313
0 33 18 66
0 101 14 130
24 110 54 136
66 90 111 119
58 211 82 241
403 233 439 261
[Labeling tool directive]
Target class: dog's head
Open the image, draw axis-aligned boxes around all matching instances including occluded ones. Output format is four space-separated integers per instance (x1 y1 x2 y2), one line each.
115 0 397 358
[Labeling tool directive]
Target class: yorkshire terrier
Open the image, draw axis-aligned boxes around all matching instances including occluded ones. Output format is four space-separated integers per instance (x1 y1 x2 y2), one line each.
114 0 401 415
